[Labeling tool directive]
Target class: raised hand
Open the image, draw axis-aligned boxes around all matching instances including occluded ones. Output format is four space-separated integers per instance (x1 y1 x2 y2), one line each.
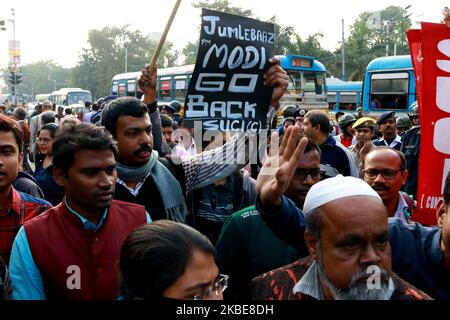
138 64 157 103
263 57 289 107
359 140 373 163
256 125 308 211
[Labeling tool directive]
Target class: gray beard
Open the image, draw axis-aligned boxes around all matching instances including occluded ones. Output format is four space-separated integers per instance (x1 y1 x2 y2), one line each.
316 252 395 300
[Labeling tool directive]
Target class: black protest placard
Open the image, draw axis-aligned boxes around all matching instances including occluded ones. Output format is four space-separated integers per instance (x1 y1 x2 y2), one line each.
183 8 275 132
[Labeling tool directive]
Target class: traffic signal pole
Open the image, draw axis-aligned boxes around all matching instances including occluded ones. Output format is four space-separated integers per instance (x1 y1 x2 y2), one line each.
11 8 17 107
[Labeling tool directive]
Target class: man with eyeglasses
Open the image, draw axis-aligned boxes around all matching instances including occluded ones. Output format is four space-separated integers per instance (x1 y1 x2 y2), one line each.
301 110 358 177
363 147 410 223
216 137 322 299
254 128 450 299
251 129 430 300
373 111 402 151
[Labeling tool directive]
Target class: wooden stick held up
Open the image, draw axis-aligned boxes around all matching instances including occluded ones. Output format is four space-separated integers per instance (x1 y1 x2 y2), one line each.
150 0 182 68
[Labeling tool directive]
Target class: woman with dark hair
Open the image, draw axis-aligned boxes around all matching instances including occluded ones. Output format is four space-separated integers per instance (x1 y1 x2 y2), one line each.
119 220 228 301
33 123 64 205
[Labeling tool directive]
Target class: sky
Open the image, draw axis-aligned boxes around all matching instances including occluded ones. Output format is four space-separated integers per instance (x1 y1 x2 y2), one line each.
0 0 447 70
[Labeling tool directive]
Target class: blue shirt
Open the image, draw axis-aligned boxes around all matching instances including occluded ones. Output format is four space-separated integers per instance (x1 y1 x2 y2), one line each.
9 198 152 300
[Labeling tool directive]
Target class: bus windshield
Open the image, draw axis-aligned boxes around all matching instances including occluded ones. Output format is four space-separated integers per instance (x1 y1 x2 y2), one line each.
286 71 326 95
67 92 92 105
370 72 409 110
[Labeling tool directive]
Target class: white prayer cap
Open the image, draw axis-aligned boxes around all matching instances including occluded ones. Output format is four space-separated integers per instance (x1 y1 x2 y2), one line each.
303 175 381 215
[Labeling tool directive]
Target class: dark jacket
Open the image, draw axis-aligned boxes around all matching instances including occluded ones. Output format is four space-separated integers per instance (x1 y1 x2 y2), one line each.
216 205 303 300
400 126 420 198
320 135 358 177
13 171 45 199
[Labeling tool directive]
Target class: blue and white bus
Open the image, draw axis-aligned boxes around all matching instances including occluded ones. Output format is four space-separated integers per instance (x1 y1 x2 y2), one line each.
362 55 416 116
326 80 362 113
110 65 195 103
277 54 328 112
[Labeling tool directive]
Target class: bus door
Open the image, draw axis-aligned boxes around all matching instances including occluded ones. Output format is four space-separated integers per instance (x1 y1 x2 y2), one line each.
158 77 172 102
174 75 189 101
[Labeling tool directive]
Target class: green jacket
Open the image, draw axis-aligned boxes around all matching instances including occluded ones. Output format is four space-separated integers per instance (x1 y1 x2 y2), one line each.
215 205 303 300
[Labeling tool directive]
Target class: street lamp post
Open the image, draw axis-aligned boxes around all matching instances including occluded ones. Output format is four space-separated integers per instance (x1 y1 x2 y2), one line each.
401 13 412 55
125 47 128 73
385 5 411 57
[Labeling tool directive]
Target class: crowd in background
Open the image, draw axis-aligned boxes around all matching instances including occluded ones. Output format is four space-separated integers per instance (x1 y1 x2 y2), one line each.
0 57 448 302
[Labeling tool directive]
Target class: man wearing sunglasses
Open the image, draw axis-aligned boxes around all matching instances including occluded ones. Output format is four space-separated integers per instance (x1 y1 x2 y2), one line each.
363 147 410 223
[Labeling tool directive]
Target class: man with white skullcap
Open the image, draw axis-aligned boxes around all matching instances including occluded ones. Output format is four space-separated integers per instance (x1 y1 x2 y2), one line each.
252 127 431 300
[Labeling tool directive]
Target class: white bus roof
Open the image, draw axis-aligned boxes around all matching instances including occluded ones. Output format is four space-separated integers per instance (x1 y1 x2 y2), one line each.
52 88 91 94
111 65 195 81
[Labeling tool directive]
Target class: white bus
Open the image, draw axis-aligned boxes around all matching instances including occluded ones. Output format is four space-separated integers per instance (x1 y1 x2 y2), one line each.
50 88 92 114
35 93 52 104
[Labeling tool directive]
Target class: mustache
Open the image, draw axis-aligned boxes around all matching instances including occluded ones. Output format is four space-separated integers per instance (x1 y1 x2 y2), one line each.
133 144 152 156
371 184 389 191
317 253 393 300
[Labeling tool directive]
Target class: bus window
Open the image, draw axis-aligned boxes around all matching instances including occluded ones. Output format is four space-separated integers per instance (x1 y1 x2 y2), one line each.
370 72 409 110
53 94 63 105
339 93 357 111
328 92 337 110
304 72 320 95
127 80 136 97
316 73 325 94
111 82 119 96
286 71 302 94
159 77 172 101
67 92 92 105
174 76 187 101
118 84 126 97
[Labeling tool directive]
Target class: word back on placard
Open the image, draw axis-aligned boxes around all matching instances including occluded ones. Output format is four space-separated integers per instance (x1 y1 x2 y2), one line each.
183 8 275 133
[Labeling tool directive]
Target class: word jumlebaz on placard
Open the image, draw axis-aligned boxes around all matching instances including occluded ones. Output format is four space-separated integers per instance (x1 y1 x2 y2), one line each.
203 15 275 44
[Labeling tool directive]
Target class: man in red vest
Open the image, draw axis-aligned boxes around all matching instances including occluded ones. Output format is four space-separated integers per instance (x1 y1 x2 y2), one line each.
9 124 151 300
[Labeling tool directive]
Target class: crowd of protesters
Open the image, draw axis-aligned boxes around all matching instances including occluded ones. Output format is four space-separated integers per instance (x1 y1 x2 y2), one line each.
0 52 448 302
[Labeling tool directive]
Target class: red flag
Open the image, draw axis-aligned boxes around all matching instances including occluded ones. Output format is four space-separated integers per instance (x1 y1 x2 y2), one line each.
409 23 450 225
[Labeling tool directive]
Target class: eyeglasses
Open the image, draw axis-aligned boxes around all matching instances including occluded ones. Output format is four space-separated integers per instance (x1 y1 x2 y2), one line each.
36 137 51 145
193 274 229 300
363 169 403 180
294 168 323 180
